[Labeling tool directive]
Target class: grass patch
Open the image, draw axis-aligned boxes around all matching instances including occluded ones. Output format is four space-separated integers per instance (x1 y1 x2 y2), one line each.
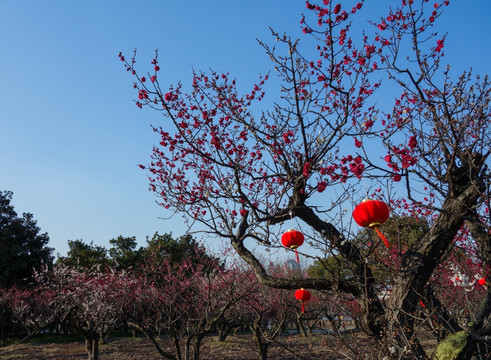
0 355 24 359
208 339 238 348
28 333 84 344
0 339 18 348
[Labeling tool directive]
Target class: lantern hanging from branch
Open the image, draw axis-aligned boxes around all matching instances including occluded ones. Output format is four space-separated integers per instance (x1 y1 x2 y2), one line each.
295 288 311 313
281 229 304 263
352 199 391 248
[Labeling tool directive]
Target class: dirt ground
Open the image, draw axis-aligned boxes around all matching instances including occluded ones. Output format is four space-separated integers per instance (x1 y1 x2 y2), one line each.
0 333 382 360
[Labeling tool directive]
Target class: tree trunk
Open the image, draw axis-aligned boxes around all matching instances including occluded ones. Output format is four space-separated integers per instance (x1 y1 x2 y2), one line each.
258 344 269 360
127 322 177 360
387 180 484 359
193 335 204 360
295 313 307 337
251 315 270 360
0 313 7 346
100 330 108 345
173 332 182 360
184 336 192 360
84 335 99 360
18 331 38 344
216 321 233 342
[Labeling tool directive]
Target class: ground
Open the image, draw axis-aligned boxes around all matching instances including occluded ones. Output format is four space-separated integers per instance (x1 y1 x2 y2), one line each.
0 332 384 360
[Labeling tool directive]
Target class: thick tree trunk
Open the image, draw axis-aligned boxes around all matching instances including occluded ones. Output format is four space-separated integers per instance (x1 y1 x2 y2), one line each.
250 315 270 360
387 179 484 359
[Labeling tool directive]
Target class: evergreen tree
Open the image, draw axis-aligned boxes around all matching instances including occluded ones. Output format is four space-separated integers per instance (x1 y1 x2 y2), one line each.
56 239 108 270
108 235 144 270
0 191 53 288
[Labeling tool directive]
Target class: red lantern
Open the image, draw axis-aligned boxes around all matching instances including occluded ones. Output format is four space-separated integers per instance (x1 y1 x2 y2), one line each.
281 229 305 263
478 278 486 286
352 199 391 248
295 288 311 313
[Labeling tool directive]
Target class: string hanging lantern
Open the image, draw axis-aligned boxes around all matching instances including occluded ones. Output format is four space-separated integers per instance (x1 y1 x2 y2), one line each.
295 288 311 313
281 229 304 263
352 199 391 248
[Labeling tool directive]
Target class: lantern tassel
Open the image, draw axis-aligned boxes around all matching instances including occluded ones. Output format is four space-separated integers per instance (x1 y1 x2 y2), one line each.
301 301 305 313
375 228 391 248
295 249 300 263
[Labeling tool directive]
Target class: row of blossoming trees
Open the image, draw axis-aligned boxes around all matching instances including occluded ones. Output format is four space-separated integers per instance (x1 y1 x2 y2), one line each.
1 230 488 360
1 244 311 360
120 0 490 358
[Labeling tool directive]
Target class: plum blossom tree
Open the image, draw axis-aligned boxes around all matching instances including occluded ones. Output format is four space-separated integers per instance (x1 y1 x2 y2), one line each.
121 0 490 358
244 282 291 360
123 249 253 360
35 265 130 360
5 286 60 343
237 264 307 360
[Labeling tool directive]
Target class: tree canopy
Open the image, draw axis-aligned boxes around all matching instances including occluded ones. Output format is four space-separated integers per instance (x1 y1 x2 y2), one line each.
108 235 144 270
0 190 53 288
56 239 109 270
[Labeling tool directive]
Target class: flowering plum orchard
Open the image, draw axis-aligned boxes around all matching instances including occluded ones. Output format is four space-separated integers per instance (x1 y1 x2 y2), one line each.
123 250 255 360
121 0 490 358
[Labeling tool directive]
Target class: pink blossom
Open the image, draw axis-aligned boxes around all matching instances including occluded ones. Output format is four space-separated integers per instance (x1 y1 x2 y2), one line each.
333 4 341 14
354 137 362 148
350 160 364 178
303 162 311 178
435 39 444 52
408 136 417 149
164 92 172 101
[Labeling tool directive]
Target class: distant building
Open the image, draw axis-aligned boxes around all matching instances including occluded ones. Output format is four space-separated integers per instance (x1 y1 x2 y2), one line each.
287 259 300 271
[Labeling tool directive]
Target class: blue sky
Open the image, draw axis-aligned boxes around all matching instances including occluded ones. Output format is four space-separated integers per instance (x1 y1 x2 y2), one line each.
1 1 490 257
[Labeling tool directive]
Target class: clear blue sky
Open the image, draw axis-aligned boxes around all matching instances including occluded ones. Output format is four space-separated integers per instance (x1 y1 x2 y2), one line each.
1 1 490 257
